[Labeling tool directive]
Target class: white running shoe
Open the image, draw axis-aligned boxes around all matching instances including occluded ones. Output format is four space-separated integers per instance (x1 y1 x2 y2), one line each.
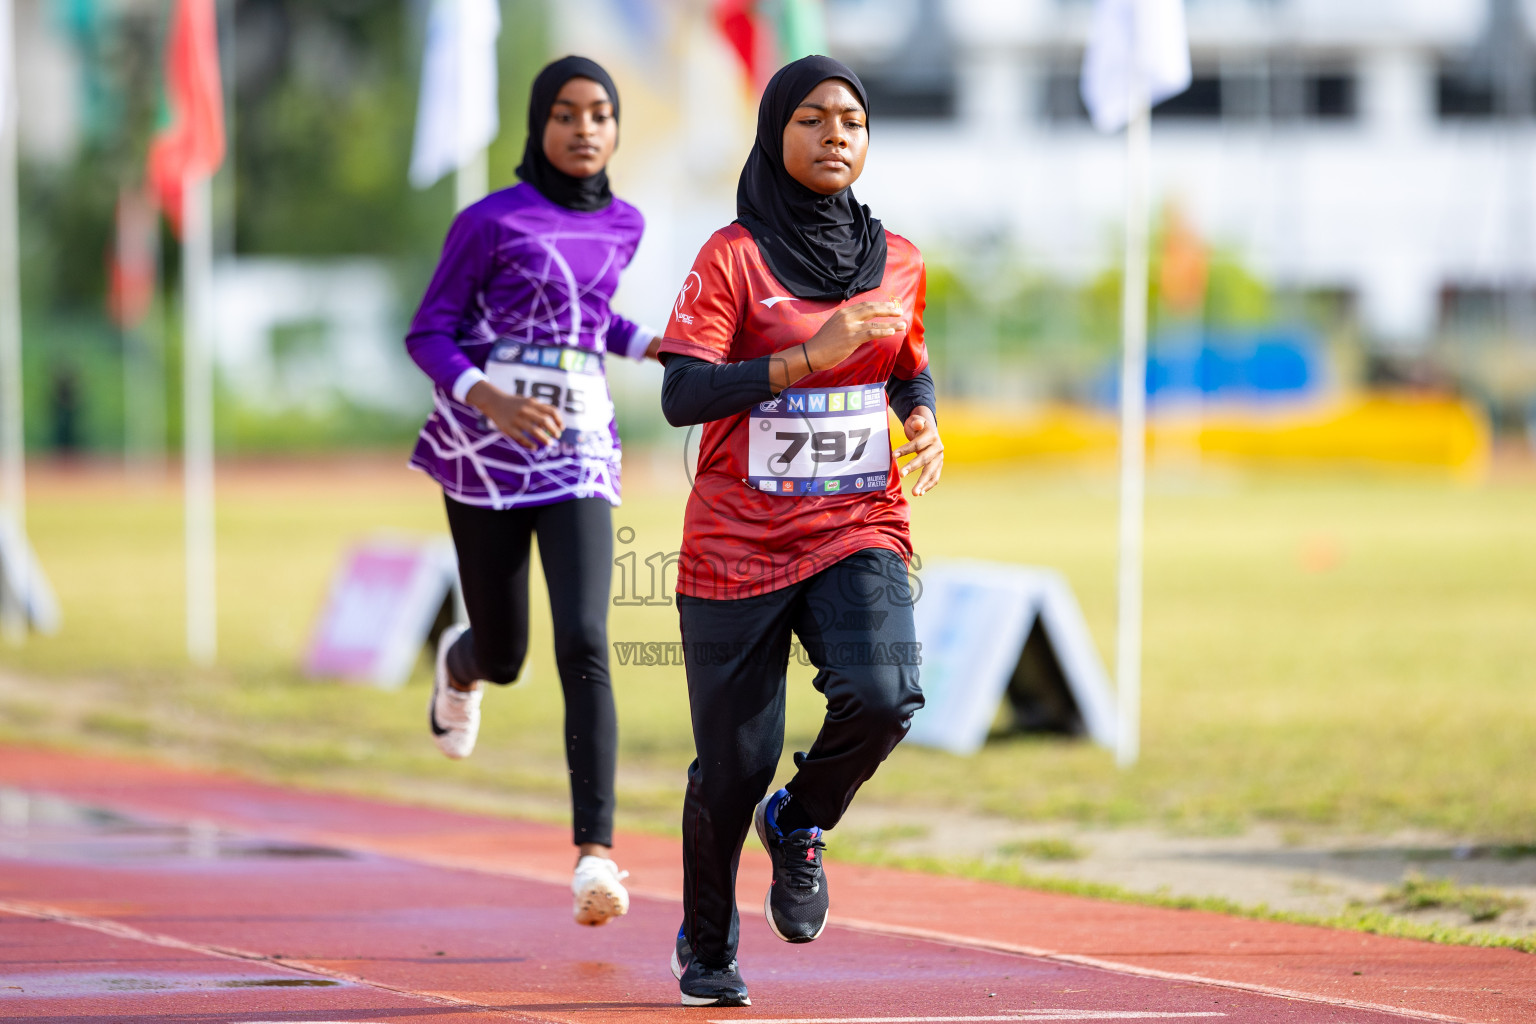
572 854 630 926
429 623 482 760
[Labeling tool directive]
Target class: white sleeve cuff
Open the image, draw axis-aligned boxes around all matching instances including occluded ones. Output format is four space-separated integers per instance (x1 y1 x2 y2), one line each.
450 366 489 403
625 325 657 361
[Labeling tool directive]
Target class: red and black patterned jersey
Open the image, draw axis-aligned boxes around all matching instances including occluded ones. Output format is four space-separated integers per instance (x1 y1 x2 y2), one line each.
659 223 929 600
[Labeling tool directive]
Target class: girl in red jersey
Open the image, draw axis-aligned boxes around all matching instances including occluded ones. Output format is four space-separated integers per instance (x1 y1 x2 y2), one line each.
656 55 944 1007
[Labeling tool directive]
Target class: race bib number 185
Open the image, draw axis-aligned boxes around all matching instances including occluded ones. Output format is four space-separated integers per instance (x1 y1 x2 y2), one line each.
484 342 615 440
747 384 890 496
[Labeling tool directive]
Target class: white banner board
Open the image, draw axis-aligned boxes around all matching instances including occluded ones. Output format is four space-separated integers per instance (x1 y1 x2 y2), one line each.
908 561 1117 755
304 536 459 689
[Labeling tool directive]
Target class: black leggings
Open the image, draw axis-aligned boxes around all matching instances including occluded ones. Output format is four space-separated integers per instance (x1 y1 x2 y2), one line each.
677 547 925 966
443 495 616 848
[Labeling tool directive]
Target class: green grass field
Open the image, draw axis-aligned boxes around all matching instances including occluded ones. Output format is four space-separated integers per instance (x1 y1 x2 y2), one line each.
4 455 1532 848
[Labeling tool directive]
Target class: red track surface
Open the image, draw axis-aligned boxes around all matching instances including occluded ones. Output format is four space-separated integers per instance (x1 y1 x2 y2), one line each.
1 745 1530 1023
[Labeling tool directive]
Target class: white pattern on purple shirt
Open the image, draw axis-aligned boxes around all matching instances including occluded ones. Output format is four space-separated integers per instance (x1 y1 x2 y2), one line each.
405 182 650 509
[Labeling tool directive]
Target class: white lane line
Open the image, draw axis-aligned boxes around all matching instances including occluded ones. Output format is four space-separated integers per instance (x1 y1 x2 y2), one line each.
0 899 540 1022
829 916 1468 1024
713 1015 1227 1023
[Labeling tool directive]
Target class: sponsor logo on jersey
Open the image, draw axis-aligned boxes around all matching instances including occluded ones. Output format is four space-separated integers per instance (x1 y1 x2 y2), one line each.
540 348 561 366
759 479 779 492
847 390 863 410
759 397 783 412
864 388 883 407
788 395 805 412
674 271 702 325
854 476 865 489
808 393 827 413
760 296 795 308
828 392 845 412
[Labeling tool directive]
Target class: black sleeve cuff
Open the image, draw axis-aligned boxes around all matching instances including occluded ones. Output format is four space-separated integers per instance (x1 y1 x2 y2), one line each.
886 368 937 424
659 353 776 427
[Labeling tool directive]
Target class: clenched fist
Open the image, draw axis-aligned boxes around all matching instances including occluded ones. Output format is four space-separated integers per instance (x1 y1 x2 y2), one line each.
769 300 907 392
466 380 564 449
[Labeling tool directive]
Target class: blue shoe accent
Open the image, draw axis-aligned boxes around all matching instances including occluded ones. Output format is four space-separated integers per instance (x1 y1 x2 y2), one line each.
763 787 790 839
670 923 691 981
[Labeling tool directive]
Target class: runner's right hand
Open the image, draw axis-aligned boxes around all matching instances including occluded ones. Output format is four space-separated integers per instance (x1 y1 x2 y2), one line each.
465 381 564 449
803 301 906 374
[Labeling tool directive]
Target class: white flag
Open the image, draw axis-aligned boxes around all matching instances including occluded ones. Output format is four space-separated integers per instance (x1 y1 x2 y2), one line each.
1080 0 1191 134
409 0 501 189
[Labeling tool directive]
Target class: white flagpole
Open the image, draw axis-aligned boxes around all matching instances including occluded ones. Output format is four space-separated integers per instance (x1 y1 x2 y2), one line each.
183 173 216 665
455 148 487 212
0 0 25 645
1115 64 1151 769
454 0 487 211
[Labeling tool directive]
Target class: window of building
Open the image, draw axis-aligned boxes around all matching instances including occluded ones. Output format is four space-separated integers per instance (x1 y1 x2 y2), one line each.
1041 67 1089 123
1153 75 1224 119
1039 56 1357 125
1438 284 1536 332
861 74 958 121
1437 66 1500 118
1308 74 1357 119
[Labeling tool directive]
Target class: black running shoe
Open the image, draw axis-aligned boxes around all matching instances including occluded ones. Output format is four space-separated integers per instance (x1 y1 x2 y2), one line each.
754 788 829 943
679 957 750 1007
669 923 691 980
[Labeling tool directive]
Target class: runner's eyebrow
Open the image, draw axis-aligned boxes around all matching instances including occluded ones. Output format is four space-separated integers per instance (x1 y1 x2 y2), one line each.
795 102 864 116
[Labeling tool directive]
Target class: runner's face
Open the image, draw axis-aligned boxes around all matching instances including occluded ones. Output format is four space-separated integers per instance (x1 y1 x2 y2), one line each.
543 77 617 178
781 79 867 195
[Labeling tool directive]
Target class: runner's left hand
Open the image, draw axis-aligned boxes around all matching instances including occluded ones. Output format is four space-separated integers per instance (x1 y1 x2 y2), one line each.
895 406 943 497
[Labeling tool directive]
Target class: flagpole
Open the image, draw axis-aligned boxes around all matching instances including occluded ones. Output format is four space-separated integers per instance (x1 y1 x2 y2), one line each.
453 0 487 211
121 187 163 476
1115 66 1151 769
183 173 216 665
0 0 26 645
455 148 487 212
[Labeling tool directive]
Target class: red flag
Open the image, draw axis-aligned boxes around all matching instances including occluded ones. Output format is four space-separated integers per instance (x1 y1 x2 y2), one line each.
714 0 758 85
146 0 225 236
108 187 159 329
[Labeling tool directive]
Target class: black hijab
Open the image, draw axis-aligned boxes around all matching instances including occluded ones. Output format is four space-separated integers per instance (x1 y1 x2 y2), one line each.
516 56 619 212
736 55 887 302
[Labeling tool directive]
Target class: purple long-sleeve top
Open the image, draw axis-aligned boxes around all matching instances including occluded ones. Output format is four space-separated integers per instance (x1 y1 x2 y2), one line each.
406 182 653 509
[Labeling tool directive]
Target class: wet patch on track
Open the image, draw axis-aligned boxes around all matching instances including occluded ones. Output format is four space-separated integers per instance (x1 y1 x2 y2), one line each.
0 787 354 863
0 971 348 995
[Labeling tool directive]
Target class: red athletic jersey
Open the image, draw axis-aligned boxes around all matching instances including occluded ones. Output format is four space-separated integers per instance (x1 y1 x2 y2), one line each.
660 223 929 600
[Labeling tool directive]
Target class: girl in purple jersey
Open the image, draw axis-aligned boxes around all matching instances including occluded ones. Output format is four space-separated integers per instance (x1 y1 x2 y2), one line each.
405 56 659 927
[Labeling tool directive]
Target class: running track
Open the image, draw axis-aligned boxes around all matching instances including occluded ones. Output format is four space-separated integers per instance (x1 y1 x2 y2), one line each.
0 746 1529 1023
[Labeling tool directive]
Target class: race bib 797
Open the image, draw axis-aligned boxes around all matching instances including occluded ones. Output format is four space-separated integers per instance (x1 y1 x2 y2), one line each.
747 384 890 497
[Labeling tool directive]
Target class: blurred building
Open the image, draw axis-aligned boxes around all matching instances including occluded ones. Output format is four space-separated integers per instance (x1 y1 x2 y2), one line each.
829 0 1536 349
213 259 420 415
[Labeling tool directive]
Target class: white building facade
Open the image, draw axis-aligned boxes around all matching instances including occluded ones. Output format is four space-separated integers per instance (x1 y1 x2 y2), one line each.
827 0 1536 348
